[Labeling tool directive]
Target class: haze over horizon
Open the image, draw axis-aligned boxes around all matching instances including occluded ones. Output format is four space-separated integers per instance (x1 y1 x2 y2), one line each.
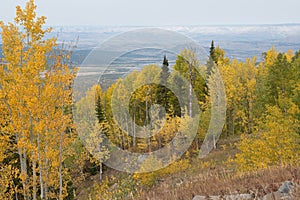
0 0 300 26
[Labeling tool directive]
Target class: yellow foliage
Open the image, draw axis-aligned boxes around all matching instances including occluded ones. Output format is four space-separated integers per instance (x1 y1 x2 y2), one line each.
133 157 191 187
234 105 300 172
264 46 279 67
0 0 76 198
91 175 138 200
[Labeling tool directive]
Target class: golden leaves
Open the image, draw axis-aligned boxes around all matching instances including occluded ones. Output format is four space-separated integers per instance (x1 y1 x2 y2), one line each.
234 105 300 172
0 0 77 198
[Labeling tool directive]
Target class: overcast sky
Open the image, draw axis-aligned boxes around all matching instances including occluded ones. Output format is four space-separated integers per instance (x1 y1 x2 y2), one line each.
0 0 300 26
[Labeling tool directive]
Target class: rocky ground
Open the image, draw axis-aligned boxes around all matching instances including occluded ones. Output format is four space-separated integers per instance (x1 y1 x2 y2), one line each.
193 181 300 200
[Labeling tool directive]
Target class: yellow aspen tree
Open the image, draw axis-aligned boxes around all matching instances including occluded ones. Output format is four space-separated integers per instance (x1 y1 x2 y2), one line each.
75 84 110 181
264 46 279 67
215 46 257 135
217 56 237 135
112 79 132 149
234 58 257 134
1 1 76 199
132 65 160 152
40 46 76 199
0 61 17 199
235 104 300 172
1 1 55 198
85 120 109 181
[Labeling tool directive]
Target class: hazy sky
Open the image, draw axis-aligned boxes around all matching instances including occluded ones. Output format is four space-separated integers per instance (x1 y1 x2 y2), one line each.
0 0 300 26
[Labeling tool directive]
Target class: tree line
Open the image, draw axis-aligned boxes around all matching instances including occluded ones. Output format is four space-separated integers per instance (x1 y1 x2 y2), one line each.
0 0 299 199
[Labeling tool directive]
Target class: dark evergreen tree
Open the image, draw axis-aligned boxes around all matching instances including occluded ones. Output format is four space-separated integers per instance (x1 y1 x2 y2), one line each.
163 55 169 66
207 40 217 76
95 92 106 123
160 55 170 85
210 40 216 62
158 55 170 112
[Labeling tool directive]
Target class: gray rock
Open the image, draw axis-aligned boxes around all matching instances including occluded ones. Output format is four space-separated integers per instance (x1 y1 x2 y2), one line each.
263 192 281 200
263 181 295 200
278 181 294 194
193 181 296 200
192 196 216 200
225 194 253 199
192 194 252 200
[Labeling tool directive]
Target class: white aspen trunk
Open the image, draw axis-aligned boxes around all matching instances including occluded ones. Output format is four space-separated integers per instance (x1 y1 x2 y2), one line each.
189 63 193 117
59 130 63 200
18 146 27 200
32 156 37 200
125 113 130 148
99 161 103 181
44 158 49 200
145 95 151 152
37 133 44 199
17 112 28 200
213 135 216 150
43 136 49 200
132 113 136 147
29 115 37 200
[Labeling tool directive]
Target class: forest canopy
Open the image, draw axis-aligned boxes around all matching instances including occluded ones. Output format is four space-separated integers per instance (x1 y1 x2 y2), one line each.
0 1 299 199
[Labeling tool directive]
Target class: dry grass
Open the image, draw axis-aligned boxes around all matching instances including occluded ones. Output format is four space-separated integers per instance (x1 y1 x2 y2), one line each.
133 166 300 200
76 138 299 200
293 185 300 199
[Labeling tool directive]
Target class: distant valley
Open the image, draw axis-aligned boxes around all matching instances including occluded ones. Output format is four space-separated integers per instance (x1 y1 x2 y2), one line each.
49 24 300 63
1 24 300 89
